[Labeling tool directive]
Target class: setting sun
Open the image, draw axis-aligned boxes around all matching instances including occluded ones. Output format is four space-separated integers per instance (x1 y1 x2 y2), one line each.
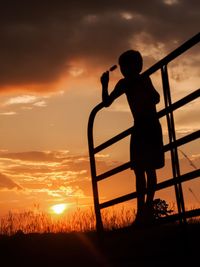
51 204 67 215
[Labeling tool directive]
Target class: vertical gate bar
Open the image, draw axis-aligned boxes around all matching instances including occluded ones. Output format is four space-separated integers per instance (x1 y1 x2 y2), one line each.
162 65 186 223
89 149 104 232
161 67 182 219
161 65 186 223
88 104 104 232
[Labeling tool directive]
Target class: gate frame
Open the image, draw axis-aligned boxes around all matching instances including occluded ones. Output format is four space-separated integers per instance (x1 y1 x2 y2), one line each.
88 33 200 232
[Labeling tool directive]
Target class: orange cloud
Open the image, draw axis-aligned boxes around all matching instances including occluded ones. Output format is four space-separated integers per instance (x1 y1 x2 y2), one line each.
0 173 22 190
0 148 199 215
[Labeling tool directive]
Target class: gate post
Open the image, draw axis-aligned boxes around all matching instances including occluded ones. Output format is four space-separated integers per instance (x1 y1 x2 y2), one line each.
161 64 186 224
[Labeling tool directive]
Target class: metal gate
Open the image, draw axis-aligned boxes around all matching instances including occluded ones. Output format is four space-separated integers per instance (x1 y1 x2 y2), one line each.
88 32 200 232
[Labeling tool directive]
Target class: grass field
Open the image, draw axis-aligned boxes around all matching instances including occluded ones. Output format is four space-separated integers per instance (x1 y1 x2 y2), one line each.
0 207 199 266
0 222 199 266
0 206 135 235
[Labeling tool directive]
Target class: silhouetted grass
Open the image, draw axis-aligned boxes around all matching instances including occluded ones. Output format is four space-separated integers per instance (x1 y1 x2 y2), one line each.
0 207 200 266
1 204 199 236
0 206 136 235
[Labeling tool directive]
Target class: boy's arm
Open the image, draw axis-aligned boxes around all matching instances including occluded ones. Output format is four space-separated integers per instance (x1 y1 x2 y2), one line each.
146 76 160 104
101 71 124 107
101 71 110 106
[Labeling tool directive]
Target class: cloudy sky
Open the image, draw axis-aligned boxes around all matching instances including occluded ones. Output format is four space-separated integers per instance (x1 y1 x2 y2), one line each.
0 0 199 216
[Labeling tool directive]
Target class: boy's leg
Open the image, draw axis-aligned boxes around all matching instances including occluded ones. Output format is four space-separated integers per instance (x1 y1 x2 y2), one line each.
146 169 157 205
134 168 146 221
146 169 157 220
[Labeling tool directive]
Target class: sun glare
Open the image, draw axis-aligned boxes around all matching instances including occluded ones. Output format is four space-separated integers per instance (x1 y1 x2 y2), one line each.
51 203 67 215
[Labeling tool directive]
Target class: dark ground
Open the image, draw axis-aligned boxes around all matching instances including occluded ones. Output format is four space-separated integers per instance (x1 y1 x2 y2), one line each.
0 223 199 267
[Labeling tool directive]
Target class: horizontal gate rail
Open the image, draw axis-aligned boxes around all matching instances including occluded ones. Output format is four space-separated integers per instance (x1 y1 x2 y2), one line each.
99 169 200 209
158 88 200 118
97 130 200 182
157 208 200 224
142 32 200 77
94 88 200 155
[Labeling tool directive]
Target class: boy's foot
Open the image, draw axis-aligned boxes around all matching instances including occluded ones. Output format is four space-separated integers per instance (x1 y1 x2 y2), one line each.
132 205 156 227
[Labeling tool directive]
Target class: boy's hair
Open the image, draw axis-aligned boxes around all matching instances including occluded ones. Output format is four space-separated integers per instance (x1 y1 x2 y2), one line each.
118 50 143 74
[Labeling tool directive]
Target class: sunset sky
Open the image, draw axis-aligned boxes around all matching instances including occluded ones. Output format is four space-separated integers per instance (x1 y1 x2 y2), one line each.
0 0 199 216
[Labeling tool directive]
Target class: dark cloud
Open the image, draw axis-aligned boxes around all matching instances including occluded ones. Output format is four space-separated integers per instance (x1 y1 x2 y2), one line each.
0 0 199 89
0 173 22 190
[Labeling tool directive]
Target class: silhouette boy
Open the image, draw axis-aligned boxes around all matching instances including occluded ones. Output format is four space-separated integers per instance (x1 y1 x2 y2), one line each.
101 50 164 225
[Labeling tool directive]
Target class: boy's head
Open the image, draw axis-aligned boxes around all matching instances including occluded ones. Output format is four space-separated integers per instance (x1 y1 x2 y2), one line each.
118 50 143 77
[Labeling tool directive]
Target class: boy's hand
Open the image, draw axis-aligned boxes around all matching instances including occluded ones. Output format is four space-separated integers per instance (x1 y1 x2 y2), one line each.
101 71 109 87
